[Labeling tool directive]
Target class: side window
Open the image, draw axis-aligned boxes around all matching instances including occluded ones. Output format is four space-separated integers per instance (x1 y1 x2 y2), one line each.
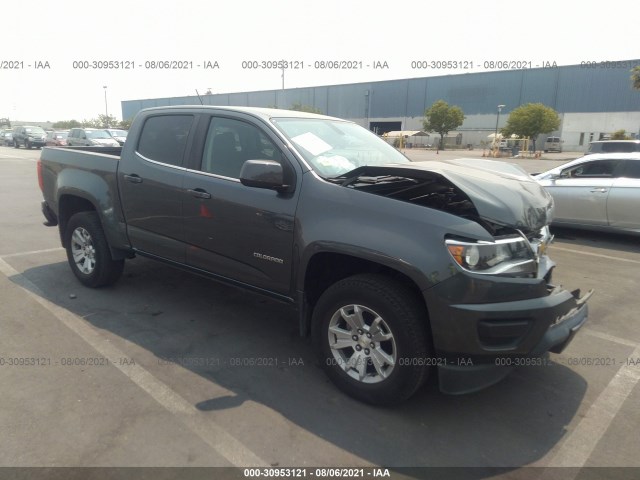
561 160 622 178
620 161 640 179
200 117 283 179
137 115 194 167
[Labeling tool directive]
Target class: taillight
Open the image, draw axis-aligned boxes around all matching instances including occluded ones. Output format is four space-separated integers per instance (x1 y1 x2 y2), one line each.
37 160 44 192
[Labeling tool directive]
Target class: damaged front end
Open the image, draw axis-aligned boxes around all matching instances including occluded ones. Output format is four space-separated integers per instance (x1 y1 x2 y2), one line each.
330 160 557 278
329 159 554 234
330 159 593 394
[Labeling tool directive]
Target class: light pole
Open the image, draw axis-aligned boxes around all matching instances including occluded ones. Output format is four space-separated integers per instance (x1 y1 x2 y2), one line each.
103 86 109 126
494 104 505 149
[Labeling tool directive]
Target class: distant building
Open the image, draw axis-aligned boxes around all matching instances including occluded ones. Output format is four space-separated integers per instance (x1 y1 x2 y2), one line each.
121 60 640 152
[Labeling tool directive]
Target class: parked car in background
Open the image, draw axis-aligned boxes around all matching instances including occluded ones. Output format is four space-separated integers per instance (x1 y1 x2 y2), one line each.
586 140 640 155
1 130 13 146
13 125 47 149
104 128 128 145
67 128 120 147
543 136 563 152
534 152 640 235
45 130 69 146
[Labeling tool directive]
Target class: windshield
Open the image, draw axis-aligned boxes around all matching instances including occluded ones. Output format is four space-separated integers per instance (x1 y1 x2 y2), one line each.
87 130 112 139
271 118 409 177
26 127 45 134
55 132 68 139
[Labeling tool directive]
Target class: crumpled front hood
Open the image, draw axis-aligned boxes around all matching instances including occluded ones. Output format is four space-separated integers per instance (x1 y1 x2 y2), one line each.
343 158 554 232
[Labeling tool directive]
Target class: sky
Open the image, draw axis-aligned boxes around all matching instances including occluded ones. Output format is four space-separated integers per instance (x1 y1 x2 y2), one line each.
1 0 638 123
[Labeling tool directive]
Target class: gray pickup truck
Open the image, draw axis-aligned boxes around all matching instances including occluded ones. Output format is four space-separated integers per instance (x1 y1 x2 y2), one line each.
38 106 591 405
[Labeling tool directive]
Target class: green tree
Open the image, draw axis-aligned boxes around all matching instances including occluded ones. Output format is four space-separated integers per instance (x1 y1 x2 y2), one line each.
78 114 119 128
290 102 322 114
118 119 132 129
52 119 82 129
81 118 101 128
631 66 640 90
422 100 465 150
610 129 631 140
97 114 119 128
501 103 560 151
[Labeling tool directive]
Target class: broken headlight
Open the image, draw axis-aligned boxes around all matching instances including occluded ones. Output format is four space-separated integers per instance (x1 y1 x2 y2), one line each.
445 235 536 276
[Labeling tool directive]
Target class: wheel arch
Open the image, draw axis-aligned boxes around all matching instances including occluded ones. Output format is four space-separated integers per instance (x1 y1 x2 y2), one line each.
57 193 130 260
298 248 432 338
58 194 97 248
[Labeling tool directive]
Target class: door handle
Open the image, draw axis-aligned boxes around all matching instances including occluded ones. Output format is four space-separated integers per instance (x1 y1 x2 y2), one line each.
589 188 608 193
188 188 211 199
124 174 143 184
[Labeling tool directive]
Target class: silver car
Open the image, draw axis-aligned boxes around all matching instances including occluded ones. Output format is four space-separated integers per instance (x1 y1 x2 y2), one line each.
67 128 120 147
535 152 640 235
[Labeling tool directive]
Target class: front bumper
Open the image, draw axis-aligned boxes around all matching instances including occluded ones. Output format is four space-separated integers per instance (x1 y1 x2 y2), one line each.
424 279 592 394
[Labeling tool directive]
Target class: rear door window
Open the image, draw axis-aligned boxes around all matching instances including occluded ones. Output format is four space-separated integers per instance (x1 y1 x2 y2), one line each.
137 115 194 167
620 160 640 179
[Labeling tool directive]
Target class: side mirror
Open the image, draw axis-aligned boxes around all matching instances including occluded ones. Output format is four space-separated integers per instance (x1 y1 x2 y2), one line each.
240 160 287 191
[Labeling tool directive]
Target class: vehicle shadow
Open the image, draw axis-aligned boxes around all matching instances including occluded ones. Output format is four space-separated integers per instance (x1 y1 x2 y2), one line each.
12 258 588 476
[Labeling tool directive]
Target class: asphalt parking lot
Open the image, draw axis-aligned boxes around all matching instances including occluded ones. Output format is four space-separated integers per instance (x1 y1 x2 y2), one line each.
0 146 639 479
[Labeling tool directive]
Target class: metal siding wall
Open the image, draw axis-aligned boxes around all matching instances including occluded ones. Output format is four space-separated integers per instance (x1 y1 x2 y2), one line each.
556 65 640 113
275 88 316 110
406 78 428 117
519 69 558 107
369 80 408 117
315 87 329 115
122 101 143 120
247 91 278 107
325 84 369 118
228 92 249 105
426 71 525 115
121 60 640 120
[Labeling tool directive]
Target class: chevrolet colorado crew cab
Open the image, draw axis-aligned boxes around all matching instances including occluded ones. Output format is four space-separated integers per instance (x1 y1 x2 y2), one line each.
38 106 591 405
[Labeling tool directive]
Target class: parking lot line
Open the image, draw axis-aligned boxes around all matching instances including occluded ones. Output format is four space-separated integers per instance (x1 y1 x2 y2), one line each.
550 246 640 265
0 257 268 467
546 343 640 469
0 247 65 258
584 328 640 349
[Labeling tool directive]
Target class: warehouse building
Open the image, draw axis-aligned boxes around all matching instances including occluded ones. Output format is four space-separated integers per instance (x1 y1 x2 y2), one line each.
121 60 640 152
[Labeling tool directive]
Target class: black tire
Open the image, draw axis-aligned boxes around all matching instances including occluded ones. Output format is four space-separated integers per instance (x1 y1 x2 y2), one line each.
312 273 431 406
65 211 124 288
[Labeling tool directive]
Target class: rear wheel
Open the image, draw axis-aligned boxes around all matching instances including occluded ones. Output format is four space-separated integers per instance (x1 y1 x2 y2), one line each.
312 274 431 405
65 212 124 287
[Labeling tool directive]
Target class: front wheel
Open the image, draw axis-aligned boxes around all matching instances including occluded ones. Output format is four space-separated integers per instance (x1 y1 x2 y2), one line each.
65 212 124 287
312 274 431 406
